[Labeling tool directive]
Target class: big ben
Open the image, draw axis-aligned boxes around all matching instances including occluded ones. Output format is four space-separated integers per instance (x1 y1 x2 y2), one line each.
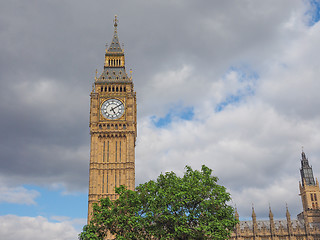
87 16 137 222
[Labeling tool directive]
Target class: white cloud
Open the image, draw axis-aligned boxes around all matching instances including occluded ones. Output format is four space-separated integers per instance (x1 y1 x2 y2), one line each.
136 17 320 218
0 184 39 205
231 176 302 219
0 215 81 240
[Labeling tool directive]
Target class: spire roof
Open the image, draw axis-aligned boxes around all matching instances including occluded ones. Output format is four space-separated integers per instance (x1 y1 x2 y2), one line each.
286 203 291 219
96 15 130 83
107 15 122 53
300 150 315 186
269 205 274 219
252 205 256 219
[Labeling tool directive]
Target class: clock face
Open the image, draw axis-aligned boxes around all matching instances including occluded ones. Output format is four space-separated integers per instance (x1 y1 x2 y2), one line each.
101 99 125 120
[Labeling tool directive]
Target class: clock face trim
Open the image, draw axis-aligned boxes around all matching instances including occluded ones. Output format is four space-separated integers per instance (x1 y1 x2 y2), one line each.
101 98 125 120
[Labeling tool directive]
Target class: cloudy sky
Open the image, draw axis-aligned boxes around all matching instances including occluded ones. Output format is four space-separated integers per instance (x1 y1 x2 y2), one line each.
1 0 320 239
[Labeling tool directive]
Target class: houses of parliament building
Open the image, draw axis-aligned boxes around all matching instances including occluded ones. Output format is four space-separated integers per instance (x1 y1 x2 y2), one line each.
230 150 320 240
87 17 320 240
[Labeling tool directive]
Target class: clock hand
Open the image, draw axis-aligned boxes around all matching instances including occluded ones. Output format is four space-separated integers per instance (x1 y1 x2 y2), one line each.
110 103 123 111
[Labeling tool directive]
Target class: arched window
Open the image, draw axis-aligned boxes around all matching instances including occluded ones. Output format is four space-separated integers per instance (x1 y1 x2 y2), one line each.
116 87 119 92
123 87 126 92
100 86 103 92
108 86 111 92
120 87 122 92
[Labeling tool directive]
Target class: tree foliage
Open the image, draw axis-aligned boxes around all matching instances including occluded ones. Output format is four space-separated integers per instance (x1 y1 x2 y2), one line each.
79 165 237 240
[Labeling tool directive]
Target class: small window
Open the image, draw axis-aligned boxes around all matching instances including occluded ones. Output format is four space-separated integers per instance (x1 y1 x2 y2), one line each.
107 124 110 129
315 194 317 201
106 71 109 75
105 87 107 92
100 86 103 92
112 86 115 91
311 193 314 201
123 125 126 129
124 87 126 92
116 87 119 92
120 87 122 92
108 86 111 92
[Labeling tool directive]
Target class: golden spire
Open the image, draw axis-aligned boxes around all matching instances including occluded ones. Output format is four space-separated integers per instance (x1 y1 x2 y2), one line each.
114 15 118 30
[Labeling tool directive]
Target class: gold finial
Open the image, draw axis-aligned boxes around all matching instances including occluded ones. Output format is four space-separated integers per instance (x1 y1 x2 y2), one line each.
95 69 98 81
92 83 95 92
114 15 118 28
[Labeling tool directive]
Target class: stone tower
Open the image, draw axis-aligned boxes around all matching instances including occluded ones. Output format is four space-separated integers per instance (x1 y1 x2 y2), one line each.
87 16 137 222
298 150 320 223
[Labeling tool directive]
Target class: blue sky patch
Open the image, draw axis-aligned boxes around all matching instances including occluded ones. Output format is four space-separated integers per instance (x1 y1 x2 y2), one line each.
152 106 194 128
215 95 241 112
215 66 258 112
0 185 87 220
306 0 320 26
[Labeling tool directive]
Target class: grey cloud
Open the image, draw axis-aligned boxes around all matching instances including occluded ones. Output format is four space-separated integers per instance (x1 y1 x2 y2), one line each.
0 0 318 221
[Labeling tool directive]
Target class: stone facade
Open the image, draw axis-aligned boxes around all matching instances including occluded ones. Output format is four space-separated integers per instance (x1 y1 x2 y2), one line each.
230 151 320 240
87 16 137 223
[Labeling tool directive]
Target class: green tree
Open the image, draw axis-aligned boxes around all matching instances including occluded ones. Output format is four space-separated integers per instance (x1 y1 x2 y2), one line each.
79 165 237 240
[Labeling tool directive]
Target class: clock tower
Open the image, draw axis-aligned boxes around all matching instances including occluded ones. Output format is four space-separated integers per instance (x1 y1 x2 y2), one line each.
87 16 137 222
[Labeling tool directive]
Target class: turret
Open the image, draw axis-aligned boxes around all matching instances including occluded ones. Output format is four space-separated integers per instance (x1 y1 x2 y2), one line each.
234 207 240 238
269 205 275 238
252 205 258 238
286 204 293 237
